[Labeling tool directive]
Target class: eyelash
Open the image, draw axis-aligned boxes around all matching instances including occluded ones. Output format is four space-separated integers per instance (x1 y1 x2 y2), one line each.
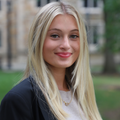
50 34 79 39
50 34 59 38
70 35 79 39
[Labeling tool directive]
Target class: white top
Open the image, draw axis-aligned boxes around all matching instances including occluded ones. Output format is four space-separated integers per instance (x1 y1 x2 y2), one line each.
59 90 87 120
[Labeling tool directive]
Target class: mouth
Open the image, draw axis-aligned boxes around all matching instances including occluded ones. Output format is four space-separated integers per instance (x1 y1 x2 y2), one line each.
55 52 72 58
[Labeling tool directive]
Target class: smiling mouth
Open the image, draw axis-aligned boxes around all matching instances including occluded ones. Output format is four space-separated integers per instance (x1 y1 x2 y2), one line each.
55 52 72 58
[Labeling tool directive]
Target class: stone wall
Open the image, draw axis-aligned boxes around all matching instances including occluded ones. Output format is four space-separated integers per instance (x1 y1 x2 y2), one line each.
0 0 106 70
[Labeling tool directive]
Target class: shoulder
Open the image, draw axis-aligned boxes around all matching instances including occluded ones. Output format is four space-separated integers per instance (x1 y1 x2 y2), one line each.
0 77 35 107
0 77 36 120
3 77 34 103
10 77 33 97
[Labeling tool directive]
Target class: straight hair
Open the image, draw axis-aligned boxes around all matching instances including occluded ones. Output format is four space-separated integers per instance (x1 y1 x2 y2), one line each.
23 2 102 120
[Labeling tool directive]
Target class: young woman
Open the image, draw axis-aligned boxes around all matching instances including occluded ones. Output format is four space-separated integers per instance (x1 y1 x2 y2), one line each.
0 2 102 120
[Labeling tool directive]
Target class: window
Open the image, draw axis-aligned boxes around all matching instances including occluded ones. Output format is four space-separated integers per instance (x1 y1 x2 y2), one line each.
47 0 50 3
47 0 59 2
37 0 59 7
87 25 101 52
47 0 59 3
93 26 98 44
87 25 98 44
94 0 97 7
37 0 41 7
93 0 98 7
84 0 98 7
84 0 88 7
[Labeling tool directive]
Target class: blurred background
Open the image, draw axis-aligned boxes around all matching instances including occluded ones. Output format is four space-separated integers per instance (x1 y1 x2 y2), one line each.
0 0 120 120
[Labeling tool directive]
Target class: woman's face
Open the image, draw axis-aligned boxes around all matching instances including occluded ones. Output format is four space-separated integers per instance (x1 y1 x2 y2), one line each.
43 14 80 69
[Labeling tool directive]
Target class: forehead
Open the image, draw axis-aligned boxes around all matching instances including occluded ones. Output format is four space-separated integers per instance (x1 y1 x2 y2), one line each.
48 14 78 30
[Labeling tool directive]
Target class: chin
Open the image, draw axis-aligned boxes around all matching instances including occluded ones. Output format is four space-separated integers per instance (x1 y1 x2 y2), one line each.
57 63 73 68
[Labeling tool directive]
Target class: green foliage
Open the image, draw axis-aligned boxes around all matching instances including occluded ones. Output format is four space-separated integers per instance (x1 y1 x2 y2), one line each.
104 0 120 52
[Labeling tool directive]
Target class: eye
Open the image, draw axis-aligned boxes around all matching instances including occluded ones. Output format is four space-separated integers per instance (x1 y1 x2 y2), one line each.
50 34 59 38
70 35 79 39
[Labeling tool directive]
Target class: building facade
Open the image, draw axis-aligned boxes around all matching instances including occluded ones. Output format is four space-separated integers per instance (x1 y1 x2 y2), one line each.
0 0 106 70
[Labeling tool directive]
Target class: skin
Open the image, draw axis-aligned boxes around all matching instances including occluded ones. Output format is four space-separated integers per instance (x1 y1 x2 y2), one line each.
43 14 80 91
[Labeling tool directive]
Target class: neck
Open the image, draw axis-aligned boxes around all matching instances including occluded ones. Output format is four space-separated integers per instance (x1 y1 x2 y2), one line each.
49 66 69 91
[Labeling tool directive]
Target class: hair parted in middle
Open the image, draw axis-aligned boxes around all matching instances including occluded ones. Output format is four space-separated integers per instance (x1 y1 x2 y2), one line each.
24 1 102 120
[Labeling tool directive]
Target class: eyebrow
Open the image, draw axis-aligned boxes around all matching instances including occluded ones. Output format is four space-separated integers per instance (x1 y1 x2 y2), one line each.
48 28 79 32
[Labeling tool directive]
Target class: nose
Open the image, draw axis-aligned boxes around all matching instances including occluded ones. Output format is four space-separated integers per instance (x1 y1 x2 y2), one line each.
60 36 70 50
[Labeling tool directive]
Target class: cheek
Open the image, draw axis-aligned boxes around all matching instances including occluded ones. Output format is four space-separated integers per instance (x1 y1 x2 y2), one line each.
43 39 50 59
43 39 57 59
73 41 80 62
43 42 49 53
73 41 80 54
43 39 52 52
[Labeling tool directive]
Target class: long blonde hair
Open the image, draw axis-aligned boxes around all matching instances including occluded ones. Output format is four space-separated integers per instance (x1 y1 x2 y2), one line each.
23 2 102 120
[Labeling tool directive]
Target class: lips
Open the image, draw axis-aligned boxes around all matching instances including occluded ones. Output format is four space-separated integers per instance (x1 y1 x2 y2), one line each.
55 52 72 58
